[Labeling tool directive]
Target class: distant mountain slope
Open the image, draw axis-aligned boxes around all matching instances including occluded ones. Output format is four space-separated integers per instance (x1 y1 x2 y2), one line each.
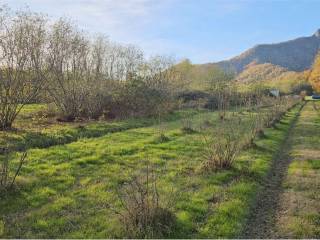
235 63 309 93
214 29 320 73
235 63 288 83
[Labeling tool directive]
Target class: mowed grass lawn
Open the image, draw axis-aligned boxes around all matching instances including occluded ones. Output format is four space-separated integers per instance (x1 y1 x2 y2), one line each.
0 103 302 238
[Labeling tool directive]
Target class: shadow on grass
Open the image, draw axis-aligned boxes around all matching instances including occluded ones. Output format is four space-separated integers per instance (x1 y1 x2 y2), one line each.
2 110 200 153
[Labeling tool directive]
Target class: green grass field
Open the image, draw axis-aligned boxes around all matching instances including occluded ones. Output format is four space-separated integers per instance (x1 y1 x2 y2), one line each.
0 105 202 153
304 96 320 101
0 103 304 238
275 102 320 238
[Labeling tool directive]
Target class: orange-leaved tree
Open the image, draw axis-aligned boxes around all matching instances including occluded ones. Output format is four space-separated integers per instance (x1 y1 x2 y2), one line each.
309 52 320 93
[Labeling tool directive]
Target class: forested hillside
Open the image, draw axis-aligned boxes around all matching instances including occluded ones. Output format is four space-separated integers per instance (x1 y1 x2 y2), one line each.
235 63 288 83
234 63 310 94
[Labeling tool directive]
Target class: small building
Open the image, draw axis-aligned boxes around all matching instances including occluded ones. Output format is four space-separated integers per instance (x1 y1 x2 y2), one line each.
269 89 280 97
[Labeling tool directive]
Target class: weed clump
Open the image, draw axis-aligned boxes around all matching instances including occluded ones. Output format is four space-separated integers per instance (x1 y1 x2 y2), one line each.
181 118 196 134
202 120 214 128
243 112 265 148
1 149 27 191
312 102 320 116
112 166 176 238
181 126 196 134
153 133 170 144
202 124 241 171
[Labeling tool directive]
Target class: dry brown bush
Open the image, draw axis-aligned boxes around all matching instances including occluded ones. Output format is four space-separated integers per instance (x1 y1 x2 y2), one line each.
112 166 176 238
202 123 241 171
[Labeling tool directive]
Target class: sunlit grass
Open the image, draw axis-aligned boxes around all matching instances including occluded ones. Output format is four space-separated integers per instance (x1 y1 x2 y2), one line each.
0 104 302 238
276 102 320 238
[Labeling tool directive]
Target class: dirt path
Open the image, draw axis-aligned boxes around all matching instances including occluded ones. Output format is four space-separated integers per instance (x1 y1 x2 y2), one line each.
274 102 320 238
242 103 305 238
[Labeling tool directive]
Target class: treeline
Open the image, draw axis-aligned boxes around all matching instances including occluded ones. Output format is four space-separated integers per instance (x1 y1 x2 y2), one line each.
0 7 184 129
173 59 235 90
1 6 311 131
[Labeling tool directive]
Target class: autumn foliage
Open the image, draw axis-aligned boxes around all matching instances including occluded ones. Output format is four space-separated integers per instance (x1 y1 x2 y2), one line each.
309 52 320 93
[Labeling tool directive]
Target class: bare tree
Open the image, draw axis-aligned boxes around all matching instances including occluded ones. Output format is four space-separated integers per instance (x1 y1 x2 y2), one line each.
143 55 181 116
46 18 91 121
0 7 47 129
82 35 111 119
104 43 143 81
206 68 234 120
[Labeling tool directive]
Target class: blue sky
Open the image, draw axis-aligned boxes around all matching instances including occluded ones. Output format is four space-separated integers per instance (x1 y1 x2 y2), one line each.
8 0 320 63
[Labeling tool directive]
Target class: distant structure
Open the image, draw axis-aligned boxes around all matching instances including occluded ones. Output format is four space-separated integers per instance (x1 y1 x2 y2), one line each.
270 89 280 97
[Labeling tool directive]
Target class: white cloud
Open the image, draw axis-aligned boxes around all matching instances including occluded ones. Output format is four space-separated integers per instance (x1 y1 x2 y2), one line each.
8 0 175 57
7 0 250 62
9 0 171 35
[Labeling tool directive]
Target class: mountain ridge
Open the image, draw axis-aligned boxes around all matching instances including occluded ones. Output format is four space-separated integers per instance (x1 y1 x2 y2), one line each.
211 29 320 74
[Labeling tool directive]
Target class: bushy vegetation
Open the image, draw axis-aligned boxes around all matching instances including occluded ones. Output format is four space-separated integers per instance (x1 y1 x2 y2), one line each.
112 165 176 238
202 94 300 171
173 59 234 91
203 122 241 170
0 3 316 239
0 7 185 129
0 8 47 129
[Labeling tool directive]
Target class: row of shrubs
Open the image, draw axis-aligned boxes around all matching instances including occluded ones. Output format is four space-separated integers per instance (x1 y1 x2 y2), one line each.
109 97 301 238
178 89 281 110
0 7 183 129
202 97 300 171
0 96 301 237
